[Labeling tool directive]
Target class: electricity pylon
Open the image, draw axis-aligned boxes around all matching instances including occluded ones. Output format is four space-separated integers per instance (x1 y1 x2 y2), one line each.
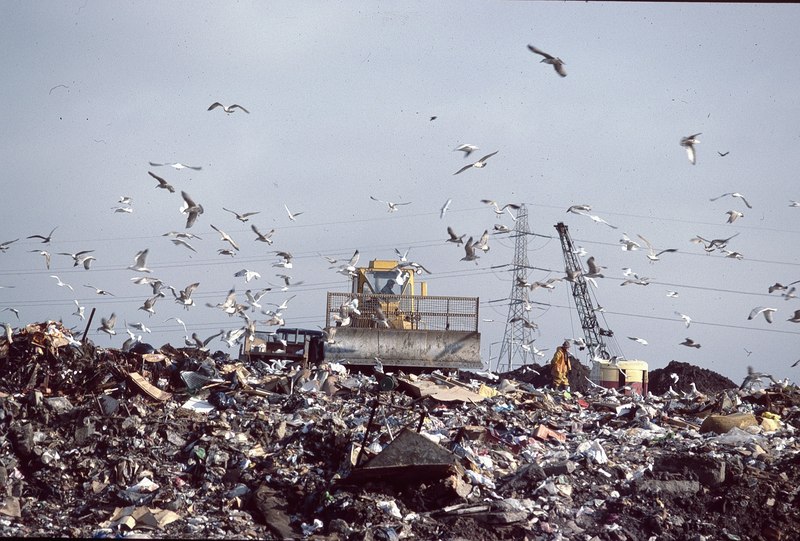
495 204 537 372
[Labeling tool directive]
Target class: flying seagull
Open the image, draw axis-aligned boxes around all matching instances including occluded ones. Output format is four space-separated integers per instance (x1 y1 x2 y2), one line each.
30 250 51 269
675 312 692 328
180 191 204 228
709 192 752 209
461 236 480 264
148 171 175 193
717 151 729 157
527 45 567 77
0 239 19 252
446 226 465 245
453 151 499 175
251 224 275 244
170 238 197 252
97 313 117 337
127 249 152 273
637 234 678 262
50 275 74 291
223 207 260 222
370 196 411 213
628 336 648 345
210 224 240 251
787 309 800 323
84 284 114 296
725 210 744 223
440 198 452 219
454 144 479 158
27 226 58 244
566 204 592 214
208 102 249 114
284 204 303 221
173 282 200 309
234 269 261 282
748 306 777 323
149 161 202 171
680 133 701 165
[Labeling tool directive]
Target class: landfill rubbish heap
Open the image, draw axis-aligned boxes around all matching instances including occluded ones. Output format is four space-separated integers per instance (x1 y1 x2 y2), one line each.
0 320 798 540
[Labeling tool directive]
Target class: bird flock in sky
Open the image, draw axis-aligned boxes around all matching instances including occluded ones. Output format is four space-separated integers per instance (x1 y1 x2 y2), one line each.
2 44 800 376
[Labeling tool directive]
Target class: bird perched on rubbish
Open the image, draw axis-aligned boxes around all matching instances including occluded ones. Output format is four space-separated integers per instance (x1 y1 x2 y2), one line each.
527 44 567 77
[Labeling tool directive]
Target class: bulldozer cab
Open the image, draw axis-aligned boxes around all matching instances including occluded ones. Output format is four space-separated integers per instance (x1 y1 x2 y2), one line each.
350 259 424 330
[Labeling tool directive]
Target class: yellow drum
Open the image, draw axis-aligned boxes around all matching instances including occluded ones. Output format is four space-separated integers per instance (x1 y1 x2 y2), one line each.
594 360 648 395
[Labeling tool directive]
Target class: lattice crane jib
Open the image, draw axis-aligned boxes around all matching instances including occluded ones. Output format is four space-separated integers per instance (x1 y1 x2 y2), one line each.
554 222 611 360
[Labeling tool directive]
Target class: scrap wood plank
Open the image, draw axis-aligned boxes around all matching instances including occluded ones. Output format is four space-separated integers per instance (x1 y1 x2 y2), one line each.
128 372 172 401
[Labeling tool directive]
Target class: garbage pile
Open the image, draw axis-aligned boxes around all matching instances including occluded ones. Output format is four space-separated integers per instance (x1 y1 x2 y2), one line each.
0 321 798 540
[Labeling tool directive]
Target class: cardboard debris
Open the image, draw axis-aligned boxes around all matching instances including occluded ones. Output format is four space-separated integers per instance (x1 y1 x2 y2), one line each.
128 372 172 401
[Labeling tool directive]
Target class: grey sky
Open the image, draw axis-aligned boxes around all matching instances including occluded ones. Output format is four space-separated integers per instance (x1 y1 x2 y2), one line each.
2 1 799 385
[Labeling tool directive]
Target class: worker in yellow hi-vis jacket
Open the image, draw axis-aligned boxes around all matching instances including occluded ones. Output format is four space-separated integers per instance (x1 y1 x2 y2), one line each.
550 340 572 391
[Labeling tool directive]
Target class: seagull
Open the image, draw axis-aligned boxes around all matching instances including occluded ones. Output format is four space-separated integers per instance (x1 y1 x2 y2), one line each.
717 151 729 157
619 233 641 251
584 213 618 229
336 249 360 277
748 306 776 323
173 282 200 309
768 282 788 293
675 312 692 327
670 372 680 385
527 44 567 77
628 336 648 345
148 161 202 171
138 294 161 316
27 226 58 244
223 207 260 222
234 269 261 282
680 133 701 165
128 321 152 334
394 247 410 262
446 226 465 245
481 199 521 219
370 196 411 212
722 249 744 260
58 250 96 268
725 210 744 223
245 288 271 310
208 102 249 114
112 206 133 214
180 191 204 228
273 251 293 269
97 313 117 337
30 250 51 269
790 200 800 207
739 366 778 391
84 284 114 296
586 256 605 278
453 150 499 175
709 192 752 209
0 239 19 252
210 224 240 251
461 236 479 264
2 307 19 320
170 238 197 253
218 249 236 257
637 234 678 262
148 171 175 193
454 144 479 158
50 275 74 291
787 309 800 323
475 230 490 253
119 196 133 205
127 249 152 273
164 316 188 335
440 198 452 219
566 204 592 214
284 204 303 221
251 224 275 244
493 224 511 234
63 301 83 324
666 290 679 298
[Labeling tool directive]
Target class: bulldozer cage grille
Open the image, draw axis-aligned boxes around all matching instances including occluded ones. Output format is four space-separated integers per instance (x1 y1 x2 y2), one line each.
326 292 479 332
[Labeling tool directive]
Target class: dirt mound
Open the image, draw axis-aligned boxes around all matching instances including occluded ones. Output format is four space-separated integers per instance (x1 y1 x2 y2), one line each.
650 360 738 396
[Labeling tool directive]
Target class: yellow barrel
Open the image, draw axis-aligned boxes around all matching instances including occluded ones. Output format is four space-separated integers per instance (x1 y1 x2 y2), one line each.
595 360 648 395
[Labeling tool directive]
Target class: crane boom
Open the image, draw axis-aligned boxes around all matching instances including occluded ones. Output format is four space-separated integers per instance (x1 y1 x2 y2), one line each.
555 222 611 359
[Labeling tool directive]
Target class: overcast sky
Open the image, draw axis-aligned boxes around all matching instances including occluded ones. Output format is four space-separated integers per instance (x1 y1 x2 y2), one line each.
2 1 799 386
